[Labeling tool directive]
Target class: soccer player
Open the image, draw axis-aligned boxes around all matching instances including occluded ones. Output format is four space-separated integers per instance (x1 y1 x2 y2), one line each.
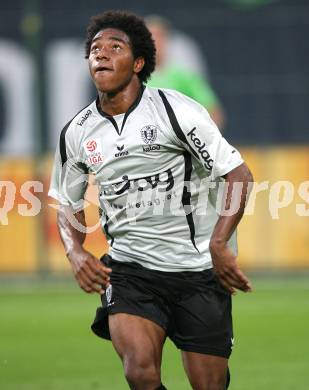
49 10 253 390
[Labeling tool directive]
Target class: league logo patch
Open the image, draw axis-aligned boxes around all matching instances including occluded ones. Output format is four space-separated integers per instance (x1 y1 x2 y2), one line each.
141 125 158 144
83 138 103 165
86 140 97 152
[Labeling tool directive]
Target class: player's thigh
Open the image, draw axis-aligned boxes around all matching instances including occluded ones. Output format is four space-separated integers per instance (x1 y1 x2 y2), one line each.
170 272 233 358
182 351 228 390
109 313 166 367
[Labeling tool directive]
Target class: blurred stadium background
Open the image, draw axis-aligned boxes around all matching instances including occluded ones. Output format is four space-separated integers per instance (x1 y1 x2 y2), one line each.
0 0 308 389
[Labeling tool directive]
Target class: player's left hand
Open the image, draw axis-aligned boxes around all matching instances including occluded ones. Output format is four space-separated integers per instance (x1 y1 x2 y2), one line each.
210 242 252 294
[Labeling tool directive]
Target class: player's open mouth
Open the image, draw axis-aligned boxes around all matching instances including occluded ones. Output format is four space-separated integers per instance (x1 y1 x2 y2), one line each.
95 66 113 73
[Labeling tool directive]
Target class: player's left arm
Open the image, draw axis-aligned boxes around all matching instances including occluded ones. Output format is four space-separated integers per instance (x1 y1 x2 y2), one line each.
165 92 254 293
209 163 253 294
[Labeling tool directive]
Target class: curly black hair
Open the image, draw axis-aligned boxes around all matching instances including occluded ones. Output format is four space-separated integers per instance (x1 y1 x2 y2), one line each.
85 10 156 84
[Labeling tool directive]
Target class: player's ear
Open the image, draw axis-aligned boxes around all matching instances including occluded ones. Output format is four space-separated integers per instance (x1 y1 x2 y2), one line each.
134 57 145 74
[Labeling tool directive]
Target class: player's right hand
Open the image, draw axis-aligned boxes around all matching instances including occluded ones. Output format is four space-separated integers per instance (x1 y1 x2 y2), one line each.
68 249 112 295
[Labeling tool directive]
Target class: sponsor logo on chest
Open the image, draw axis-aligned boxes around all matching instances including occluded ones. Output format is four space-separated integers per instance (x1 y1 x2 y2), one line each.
142 144 161 153
102 169 174 196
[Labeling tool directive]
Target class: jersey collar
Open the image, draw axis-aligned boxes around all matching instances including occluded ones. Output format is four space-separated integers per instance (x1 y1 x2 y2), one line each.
95 84 145 136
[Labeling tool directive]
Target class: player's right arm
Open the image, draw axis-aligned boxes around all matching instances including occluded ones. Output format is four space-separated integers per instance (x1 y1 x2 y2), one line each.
57 206 111 294
49 121 111 294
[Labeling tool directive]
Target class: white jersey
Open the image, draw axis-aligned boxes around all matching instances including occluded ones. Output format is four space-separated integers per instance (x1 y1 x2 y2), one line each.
49 86 243 272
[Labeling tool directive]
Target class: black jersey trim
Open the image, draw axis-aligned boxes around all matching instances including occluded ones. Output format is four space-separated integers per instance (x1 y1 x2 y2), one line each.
182 152 199 253
104 215 114 247
120 84 145 134
158 89 199 160
59 121 70 166
96 98 120 135
96 85 145 136
158 89 199 252
59 104 90 166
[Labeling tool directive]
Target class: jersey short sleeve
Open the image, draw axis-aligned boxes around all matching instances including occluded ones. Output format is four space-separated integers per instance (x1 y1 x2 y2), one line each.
48 123 88 211
158 89 243 180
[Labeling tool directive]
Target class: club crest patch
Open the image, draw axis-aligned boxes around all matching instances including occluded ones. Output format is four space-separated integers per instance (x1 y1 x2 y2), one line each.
141 125 158 144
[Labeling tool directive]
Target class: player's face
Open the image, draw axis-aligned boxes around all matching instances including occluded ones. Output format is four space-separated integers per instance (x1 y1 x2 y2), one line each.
88 28 144 93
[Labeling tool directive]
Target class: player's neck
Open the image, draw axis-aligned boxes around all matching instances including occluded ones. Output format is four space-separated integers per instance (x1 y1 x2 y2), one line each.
98 77 142 116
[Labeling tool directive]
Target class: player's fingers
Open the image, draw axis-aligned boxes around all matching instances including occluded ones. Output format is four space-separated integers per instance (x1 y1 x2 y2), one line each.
83 263 109 286
223 273 251 292
221 268 247 288
88 258 112 278
79 258 111 285
216 274 236 294
229 277 249 292
80 278 105 295
216 266 249 293
223 278 239 294
230 268 252 291
77 272 95 294
218 263 252 291
80 262 99 281
82 268 109 292
90 283 105 295
96 269 112 287
80 282 93 293
232 266 250 283
98 263 112 276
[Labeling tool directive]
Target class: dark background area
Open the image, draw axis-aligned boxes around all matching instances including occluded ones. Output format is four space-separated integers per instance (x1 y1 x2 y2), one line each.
0 0 308 146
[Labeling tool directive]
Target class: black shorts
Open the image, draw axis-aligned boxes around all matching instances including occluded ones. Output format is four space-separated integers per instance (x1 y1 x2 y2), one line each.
91 257 233 358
